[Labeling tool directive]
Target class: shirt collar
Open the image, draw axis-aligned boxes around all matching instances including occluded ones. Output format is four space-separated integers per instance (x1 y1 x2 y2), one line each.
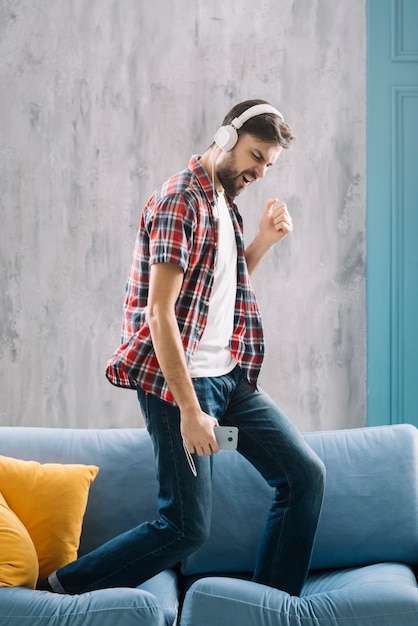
189 155 219 207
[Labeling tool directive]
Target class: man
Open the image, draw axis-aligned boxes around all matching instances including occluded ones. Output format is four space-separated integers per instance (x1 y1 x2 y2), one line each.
41 99 325 597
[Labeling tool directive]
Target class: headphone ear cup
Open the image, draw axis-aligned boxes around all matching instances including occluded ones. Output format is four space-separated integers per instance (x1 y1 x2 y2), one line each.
214 125 238 151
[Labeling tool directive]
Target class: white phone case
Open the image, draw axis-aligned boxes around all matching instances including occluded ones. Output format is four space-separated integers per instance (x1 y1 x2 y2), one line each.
214 426 238 450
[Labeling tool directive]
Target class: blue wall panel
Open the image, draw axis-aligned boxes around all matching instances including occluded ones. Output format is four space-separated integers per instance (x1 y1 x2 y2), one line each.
367 0 418 426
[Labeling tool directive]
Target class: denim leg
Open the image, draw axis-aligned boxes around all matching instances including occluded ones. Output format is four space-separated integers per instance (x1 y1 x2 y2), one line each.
53 389 212 594
222 371 325 596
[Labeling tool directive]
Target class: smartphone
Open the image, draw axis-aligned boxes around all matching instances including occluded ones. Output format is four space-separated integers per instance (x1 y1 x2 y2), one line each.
214 426 238 450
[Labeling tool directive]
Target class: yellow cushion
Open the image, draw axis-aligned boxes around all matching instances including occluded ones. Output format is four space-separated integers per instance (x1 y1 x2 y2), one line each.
0 454 99 578
0 492 39 588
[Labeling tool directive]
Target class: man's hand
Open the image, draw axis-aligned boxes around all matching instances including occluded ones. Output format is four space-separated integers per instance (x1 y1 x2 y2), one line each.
181 408 220 456
245 198 293 275
259 198 293 246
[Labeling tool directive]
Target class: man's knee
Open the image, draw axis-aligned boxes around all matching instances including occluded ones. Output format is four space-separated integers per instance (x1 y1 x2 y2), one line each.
179 523 210 556
161 513 210 556
300 451 326 499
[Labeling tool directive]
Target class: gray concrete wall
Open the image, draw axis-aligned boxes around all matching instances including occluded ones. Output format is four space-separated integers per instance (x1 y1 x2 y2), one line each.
0 0 366 431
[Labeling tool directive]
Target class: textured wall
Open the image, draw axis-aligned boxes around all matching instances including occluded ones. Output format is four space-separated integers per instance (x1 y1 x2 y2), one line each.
0 0 366 431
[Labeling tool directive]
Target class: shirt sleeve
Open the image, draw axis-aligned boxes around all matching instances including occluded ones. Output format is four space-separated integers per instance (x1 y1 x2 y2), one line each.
146 193 195 272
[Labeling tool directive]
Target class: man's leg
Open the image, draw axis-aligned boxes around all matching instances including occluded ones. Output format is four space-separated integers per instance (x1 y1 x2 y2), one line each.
222 370 325 596
49 389 212 594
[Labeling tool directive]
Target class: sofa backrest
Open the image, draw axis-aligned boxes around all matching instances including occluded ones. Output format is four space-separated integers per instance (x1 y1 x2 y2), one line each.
1 424 417 576
308 423 418 569
181 424 418 575
0 426 159 557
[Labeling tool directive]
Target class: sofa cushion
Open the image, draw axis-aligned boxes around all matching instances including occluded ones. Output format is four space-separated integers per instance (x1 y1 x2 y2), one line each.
180 563 418 626
0 453 98 578
0 492 39 589
181 424 418 575
138 569 179 626
0 586 169 626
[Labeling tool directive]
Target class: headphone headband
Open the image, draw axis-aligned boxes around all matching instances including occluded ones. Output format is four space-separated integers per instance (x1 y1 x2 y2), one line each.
214 103 284 152
231 104 284 130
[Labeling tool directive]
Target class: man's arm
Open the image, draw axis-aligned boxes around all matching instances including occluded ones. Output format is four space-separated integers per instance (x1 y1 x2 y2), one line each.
245 198 293 275
146 262 219 456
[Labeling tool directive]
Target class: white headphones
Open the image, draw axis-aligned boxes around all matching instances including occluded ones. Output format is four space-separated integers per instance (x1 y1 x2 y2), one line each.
214 103 284 152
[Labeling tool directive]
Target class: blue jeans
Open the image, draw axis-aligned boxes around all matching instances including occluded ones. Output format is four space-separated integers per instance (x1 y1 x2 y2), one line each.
52 367 325 596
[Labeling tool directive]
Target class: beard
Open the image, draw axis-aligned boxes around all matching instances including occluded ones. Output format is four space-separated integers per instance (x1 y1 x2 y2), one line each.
216 152 255 198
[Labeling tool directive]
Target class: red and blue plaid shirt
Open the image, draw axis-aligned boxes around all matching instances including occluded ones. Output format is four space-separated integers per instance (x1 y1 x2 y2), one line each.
106 156 265 404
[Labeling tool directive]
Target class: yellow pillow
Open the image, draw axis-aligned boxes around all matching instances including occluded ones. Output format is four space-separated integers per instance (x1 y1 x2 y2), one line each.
0 492 39 588
0 454 99 579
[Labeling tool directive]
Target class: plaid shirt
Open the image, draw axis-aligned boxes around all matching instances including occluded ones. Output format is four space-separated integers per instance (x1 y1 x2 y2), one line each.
106 156 265 404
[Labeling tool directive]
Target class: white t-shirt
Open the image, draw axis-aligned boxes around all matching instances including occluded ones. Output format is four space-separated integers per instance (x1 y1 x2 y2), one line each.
190 192 238 377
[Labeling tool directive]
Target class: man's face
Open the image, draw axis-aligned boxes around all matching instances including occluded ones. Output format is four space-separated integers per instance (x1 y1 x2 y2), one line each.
216 134 282 197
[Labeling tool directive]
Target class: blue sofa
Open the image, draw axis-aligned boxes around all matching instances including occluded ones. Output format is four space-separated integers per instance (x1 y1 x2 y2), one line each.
0 423 417 625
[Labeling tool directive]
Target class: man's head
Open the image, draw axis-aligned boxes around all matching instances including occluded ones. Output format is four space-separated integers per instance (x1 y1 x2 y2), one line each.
215 99 294 151
211 99 294 198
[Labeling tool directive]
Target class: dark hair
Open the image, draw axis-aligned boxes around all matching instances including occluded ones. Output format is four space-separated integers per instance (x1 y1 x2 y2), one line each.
221 98 295 149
